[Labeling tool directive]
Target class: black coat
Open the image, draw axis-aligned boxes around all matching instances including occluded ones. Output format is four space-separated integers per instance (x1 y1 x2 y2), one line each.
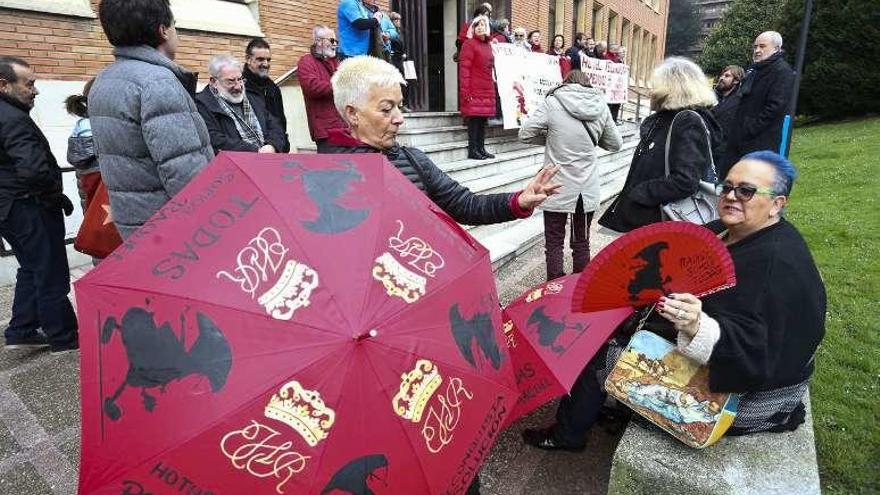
0 94 65 221
195 88 287 154
703 219 826 392
729 52 794 160
599 107 723 232
712 85 742 178
243 66 290 152
566 46 584 71
321 132 522 225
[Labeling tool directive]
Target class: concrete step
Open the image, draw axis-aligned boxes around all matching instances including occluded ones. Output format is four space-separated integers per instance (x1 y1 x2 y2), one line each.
420 135 535 164
441 147 546 185
400 111 466 130
397 124 512 148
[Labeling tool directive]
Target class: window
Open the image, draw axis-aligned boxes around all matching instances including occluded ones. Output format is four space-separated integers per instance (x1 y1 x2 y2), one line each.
0 0 95 18
592 2 604 40
548 0 556 38
573 0 586 36
607 10 619 44
170 0 262 37
631 26 642 84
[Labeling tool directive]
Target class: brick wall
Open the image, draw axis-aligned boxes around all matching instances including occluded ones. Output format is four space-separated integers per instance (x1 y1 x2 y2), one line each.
0 0 389 83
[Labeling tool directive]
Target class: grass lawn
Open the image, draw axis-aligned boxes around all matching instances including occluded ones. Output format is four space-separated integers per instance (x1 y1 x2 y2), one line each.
785 117 879 494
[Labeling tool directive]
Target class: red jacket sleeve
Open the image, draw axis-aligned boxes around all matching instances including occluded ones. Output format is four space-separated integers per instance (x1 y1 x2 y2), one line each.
298 56 334 99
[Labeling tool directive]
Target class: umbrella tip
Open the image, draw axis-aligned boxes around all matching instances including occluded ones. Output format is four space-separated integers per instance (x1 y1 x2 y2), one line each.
354 329 378 342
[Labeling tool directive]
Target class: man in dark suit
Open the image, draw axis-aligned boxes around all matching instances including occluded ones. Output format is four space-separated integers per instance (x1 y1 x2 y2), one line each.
0 56 79 353
243 38 290 152
713 65 744 177
726 31 794 175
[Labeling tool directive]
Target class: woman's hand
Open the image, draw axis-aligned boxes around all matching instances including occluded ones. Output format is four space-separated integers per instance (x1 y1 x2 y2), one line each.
658 293 702 338
518 165 561 209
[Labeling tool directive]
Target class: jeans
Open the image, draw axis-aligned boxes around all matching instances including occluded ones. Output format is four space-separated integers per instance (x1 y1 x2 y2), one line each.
0 199 78 347
542 195 594 281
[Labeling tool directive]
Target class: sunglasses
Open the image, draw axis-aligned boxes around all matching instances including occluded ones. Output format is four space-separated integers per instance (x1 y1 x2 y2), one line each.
715 183 777 201
319 38 338 45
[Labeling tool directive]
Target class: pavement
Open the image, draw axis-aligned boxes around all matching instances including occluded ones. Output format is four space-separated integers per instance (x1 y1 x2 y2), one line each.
0 214 625 495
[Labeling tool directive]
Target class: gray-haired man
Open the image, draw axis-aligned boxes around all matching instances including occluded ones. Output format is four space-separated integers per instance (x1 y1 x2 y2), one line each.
726 31 795 174
195 55 288 155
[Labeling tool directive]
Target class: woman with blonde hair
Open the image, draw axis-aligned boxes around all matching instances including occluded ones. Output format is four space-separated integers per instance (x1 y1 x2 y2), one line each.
599 57 723 232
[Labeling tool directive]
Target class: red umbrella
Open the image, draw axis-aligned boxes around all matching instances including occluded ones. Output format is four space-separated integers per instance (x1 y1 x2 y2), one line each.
75 153 518 495
501 274 633 423
572 222 737 314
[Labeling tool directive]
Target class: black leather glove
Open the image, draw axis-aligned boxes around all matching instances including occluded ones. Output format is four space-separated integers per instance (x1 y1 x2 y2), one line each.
61 194 74 216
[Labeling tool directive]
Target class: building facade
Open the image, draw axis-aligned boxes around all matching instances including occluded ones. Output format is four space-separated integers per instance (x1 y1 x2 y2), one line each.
0 0 666 260
689 0 732 58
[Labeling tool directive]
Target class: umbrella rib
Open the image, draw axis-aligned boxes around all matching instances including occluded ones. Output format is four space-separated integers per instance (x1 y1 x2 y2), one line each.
84 340 353 493
231 161 361 336
360 344 435 494
363 250 492 336
81 282 347 339
366 338 519 396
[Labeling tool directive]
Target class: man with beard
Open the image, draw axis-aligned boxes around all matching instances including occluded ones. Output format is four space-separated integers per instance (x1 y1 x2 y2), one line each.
567 33 588 71
243 38 290 152
0 56 79 354
713 65 744 177
298 26 348 153
195 55 287 154
727 31 794 165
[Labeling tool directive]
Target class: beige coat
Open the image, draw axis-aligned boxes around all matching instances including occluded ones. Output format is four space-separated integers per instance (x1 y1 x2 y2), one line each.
519 84 622 213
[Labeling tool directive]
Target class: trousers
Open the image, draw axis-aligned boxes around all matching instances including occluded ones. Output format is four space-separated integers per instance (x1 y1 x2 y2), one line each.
542 195 593 281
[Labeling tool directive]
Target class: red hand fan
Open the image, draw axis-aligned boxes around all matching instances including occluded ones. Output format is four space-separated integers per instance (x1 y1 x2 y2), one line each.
571 222 736 313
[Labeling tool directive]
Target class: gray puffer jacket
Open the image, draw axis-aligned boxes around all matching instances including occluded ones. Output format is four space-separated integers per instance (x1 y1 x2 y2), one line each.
89 46 213 239
519 84 622 213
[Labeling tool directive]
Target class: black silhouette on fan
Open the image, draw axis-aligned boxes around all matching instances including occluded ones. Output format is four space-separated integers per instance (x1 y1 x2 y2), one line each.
627 241 672 301
100 306 233 421
526 306 586 354
321 454 389 495
450 304 501 370
284 160 369 234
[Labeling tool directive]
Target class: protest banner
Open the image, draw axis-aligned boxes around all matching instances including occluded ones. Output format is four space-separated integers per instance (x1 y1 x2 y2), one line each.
580 56 630 104
492 44 562 129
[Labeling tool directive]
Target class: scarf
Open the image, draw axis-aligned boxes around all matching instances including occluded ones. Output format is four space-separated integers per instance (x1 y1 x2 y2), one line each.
210 86 264 149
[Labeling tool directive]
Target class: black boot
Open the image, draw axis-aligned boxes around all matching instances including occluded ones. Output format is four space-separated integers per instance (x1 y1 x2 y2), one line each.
467 119 486 160
476 118 495 158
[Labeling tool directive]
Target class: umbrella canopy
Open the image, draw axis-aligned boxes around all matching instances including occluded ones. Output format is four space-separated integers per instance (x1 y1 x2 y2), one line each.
75 152 518 495
501 274 633 423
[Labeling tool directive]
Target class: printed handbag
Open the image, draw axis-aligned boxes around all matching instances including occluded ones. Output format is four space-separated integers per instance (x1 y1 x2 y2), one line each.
660 110 720 224
74 179 123 259
605 330 739 448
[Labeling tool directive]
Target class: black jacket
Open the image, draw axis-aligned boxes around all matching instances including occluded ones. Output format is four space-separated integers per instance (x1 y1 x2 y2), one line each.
703 219 826 392
0 94 65 221
730 52 794 159
599 107 723 232
321 131 524 225
195 88 287 154
243 66 289 152
566 46 584 71
712 85 742 178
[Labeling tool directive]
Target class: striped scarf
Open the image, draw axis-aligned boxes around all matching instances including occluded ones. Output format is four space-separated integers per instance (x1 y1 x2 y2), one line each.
210 86 264 149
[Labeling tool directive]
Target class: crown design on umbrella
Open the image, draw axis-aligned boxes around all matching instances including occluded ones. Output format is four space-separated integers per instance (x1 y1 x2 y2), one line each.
257 260 320 321
392 359 443 423
264 380 336 447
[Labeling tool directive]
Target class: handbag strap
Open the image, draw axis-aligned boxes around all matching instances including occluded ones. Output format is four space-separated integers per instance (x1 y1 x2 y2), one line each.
663 109 717 181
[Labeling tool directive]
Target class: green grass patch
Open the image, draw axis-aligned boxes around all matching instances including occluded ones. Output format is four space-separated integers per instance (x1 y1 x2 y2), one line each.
786 117 880 494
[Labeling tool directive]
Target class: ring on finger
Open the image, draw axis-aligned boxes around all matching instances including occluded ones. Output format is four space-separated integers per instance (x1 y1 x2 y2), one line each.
676 308 686 320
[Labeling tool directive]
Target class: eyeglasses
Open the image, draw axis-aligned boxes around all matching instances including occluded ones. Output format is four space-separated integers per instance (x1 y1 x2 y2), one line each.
514 34 524 38
715 182 777 201
319 38 338 45
219 77 245 86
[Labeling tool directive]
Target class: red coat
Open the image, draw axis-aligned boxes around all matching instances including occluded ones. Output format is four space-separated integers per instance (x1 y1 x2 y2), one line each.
458 36 497 117
297 52 347 141
605 52 621 64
